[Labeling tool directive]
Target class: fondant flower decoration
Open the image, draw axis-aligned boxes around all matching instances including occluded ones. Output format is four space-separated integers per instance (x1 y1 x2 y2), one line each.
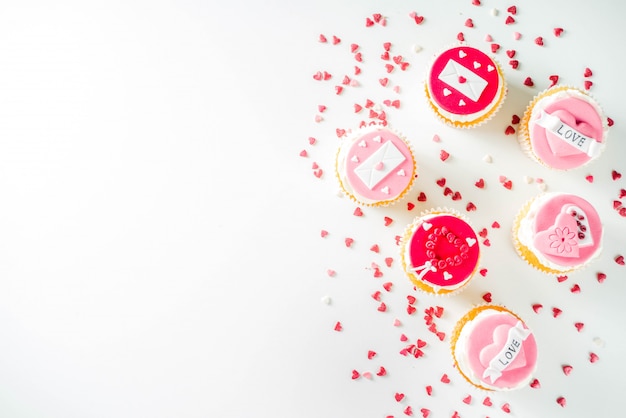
548 227 577 254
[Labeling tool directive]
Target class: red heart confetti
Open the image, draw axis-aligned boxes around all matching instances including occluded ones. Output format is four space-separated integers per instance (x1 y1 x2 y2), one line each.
584 80 593 90
420 408 430 418
417 192 427 202
570 284 581 293
479 268 488 277
407 202 415 211
615 255 625 265
483 396 492 406
333 321 343 332
332 35 341 45
472 0 481 4
384 216 393 226
376 366 387 376
395 392 405 402
327 269 336 277
585 175 594 183
452 191 462 201
436 178 446 187
614 200 622 210
574 322 584 332
492 221 500 228
523 76 534 86
354 52 363 62
372 13 383 23
407 295 417 305
530 378 541 388
532 303 543 313
465 18 474 27
612 170 622 180
557 397 566 407
367 350 377 359
483 239 491 247
549 75 559 87
365 17 375 27
556 275 568 282
350 43 359 53
377 302 387 312
509 59 519 69
590 352 599 363
478 228 488 238
620 189 626 198
475 178 485 188
554 27 564 37
507 5 517 14
354 66 361 75
425 385 433 396
502 403 511 413
441 374 450 384
443 187 453 196
407 305 416 315
382 280 393 290
535 36 544 46
383 41 391 51
597 272 607 283
403 405 413 416
562 365 573 376
457 32 465 41
552 307 563 317
440 150 450 161
463 395 472 404
452 412 460 418
503 180 513 190
608 117 614 126
505 125 516 135
466 202 477 211
511 114 520 124
351 369 360 379
371 291 381 301
505 15 515 24
491 43 500 53
482 292 492 302
584 67 593 77
506 49 516 58
313 169 323 178
434 306 444 318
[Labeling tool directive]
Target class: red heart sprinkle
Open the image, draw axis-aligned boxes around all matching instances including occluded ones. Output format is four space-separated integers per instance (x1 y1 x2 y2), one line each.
523 77 534 86
436 178 446 187
475 178 485 188
472 0 481 4
354 66 361 75
530 378 541 388
562 365 573 375
463 395 472 404
372 13 382 23
505 15 515 24
407 295 417 305
458 76 467 84
323 71 332 80
354 52 363 62
483 396 492 406
457 32 465 41
441 374 450 383
532 303 543 313
376 366 387 376
318 34 327 43
584 67 593 77
613 200 622 210
506 49 516 58
312 71 322 80
377 302 387 312
570 284 581 293
335 86 343 95
382 280 393 290
367 350 377 359
434 306 444 318
425 385 433 396
502 403 511 413
365 17 375 27
492 221 500 228
407 202 415 211
554 27 564 37
354 103 363 113
400 333 408 342
535 36 544 46
414 15 424 25
420 408 430 418
452 191 462 201
417 192 427 202
353 207 363 217
552 307 562 317
511 114 520 124
557 397 566 407
349 43 359 53
393 55 403 64
327 269 336 277
332 35 341 45
483 239 491 247
313 169 323 178
371 291 381 301
584 80 593 90
615 255 625 265
549 75 559 87
369 109 379 119
465 18 474 27
320 230 328 238
478 228 488 238
620 189 626 199
479 268 488 277
608 117 614 126
482 292 492 302
505 125 516 135
503 180 513 189
417 339 427 348
556 275 568 282
413 348 424 358
585 174 594 183
342 75 351 85
507 5 517 14
383 42 391 51
436 331 445 341
466 202 477 212
597 272 607 283
373 268 383 278
384 216 393 226
491 43 500 53
440 150 450 161
452 412 460 418
443 187 453 196
394 392 404 402
509 59 519 69
612 170 622 180
590 352 599 363
334 321 343 331
407 305 416 315
370 244 380 253
381 51 390 61
574 322 584 332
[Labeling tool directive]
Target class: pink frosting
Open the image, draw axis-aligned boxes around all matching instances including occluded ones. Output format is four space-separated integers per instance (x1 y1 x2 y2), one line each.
407 215 479 288
530 96 604 169
464 311 537 389
531 194 602 267
429 46 500 115
344 129 414 201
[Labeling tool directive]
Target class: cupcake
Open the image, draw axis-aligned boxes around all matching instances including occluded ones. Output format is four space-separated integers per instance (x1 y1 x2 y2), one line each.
518 85 608 170
335 125 417 206
451 305 538 391
425 45 506 128
513 192 603 274
400 209 480 295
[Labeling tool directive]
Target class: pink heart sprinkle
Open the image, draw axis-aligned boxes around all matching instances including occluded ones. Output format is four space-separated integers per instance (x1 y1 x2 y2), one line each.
491 43 500 53
441 374 450 383
393 318 401 327
501 403 511 413
299 150 308 157
463 395 472 404
320 230 328 238
353 207 363 217
383 280 393 289
332 35 341 45
377 302 387 312
425 385 433 396
335 322 343 331
483 396 492 406
371 291 381 301
370 244 380 253
362 371 372 379
492 221 500 228
513 31 521 40
562 365 573 376
327 269 336 277
557 396 566 407
374 161 384 170
345 237 354 247
590 352 599 363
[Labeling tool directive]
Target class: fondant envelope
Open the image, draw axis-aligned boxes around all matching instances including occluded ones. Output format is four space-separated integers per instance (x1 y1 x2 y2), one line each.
437 59 488 102
354 141 406 189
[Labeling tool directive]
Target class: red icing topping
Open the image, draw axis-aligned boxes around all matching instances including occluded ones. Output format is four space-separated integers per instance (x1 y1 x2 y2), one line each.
429 46 500 115
408 215 479 287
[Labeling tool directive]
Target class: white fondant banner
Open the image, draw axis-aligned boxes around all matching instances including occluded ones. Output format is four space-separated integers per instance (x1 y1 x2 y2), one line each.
482 321 531 383
536 110 601 157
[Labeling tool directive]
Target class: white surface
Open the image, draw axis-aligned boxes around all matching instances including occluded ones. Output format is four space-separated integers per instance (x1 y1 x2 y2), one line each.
0 0 625 417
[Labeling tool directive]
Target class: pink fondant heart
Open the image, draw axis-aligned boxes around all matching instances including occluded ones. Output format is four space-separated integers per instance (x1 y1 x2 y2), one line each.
479 324 527 372
544 110 598 157
533 212 580 258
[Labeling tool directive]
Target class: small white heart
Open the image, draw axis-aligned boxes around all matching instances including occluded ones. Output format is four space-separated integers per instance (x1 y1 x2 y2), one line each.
358 140 367 147
443 88 452 96
422 222 433 231
372 135 382 143
459 99 466 106
466 237 477 247
381 186 390 194
397 169 405 176
350 155 359 163
459 50 467 58
487 65 495 72
443 271 453 280
473 61 481 69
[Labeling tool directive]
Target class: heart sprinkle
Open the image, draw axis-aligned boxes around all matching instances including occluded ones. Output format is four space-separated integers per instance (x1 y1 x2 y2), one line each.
597 272 607 283
552 307 563 317
530 378 541 388
440 150 450 161
482 292 492 302
351 369 360 379
535 36 544 46
335 321 343 331
615 255 625 265
612 170 622 180
501 403 511 413
562 365 573 376
505 15 515 24
557 397 566 407
532 303 543 313
523 76 534 86
554 27 564 37
590 352 599 363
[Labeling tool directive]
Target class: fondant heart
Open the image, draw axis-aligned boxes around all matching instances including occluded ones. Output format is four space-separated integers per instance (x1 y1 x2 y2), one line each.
533 211 580 258
479 324 527 372
543 109 599 157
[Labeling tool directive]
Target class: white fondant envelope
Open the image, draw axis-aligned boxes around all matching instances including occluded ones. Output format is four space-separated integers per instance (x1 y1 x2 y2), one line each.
437 59 488 102
354 140 406 189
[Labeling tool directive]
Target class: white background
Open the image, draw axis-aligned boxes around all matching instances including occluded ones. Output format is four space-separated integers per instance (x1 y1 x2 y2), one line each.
0 0 625 417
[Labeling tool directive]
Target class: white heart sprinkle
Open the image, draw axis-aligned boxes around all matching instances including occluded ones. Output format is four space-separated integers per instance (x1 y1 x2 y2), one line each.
372 135 382 143
484 34 493 42
443 88 452 96
487 65 495 72
351 155 359 163
459 50 467 58
320 295 331 305
397 169 405 176
482 154 493 163
459 99 466 106
490 8 499 16
413 44 423 53
538 183 547 192
422 222 433 231
474 61 481 69
358 140 367 147
443 272 453 280
523 176 534 184
381 186 390 194
466 237 477 247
